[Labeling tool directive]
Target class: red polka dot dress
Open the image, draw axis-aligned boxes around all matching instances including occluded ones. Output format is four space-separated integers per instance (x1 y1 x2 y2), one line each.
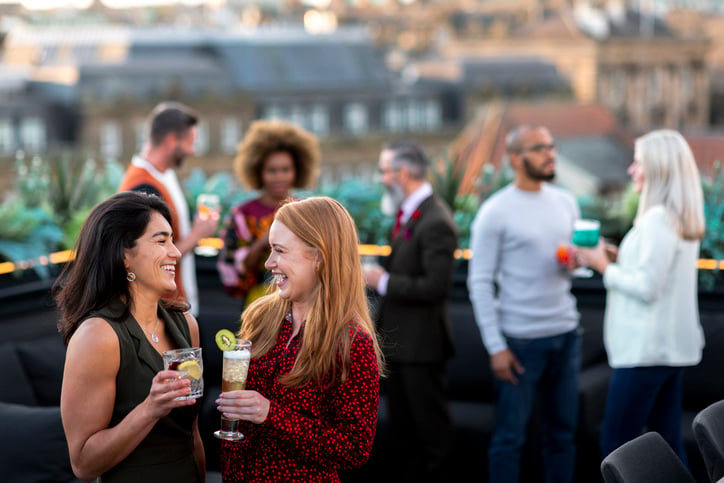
221 313 380 482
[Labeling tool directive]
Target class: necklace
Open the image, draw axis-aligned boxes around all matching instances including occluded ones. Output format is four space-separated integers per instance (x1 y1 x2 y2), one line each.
146 318 160 344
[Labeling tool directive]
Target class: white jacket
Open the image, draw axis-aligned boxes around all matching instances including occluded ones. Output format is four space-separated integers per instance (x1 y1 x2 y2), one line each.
603 205 704 368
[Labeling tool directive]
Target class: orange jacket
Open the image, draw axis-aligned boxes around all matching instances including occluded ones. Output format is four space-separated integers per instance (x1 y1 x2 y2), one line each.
118 164 187 304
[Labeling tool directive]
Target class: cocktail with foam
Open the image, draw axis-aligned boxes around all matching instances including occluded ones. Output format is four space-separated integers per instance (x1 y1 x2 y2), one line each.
214 336 252 441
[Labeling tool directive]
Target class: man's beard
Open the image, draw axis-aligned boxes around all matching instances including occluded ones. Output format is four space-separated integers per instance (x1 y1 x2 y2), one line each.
171 146 187 168
523 156 555 181
380 182 405 216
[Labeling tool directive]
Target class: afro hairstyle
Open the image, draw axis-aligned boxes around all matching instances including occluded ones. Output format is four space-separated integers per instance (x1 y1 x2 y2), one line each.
234 119 321 190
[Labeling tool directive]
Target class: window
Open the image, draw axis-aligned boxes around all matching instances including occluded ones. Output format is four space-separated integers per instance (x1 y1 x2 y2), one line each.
407 100 424 131
263 104 284 120
100 121 121 160
681 66 692 101
424 100 442 131
310 104 329 138
289 105 306 131
344 102 369 135
134 120 146 153
220 118 241 154
647 69 661 105
609 70 626 107
383 101 406 133
194 121 209 155
20 117 46 154
0 118 14 155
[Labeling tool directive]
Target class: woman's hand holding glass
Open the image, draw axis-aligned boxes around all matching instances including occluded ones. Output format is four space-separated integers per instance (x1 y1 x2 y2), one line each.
577 240 618 275
145 370 197 419
216 390 271 425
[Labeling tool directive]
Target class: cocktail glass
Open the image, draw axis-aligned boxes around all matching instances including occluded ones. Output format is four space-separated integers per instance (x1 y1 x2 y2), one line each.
571 219 601 278
214 339 252 441
162 347 204 400
197 193 220 221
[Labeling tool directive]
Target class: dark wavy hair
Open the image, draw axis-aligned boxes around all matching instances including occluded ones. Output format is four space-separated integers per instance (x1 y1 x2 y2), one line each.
54 191 185 345
234 119 320 190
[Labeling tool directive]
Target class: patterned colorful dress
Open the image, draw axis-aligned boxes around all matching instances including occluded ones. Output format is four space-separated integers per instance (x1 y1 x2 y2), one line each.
217 198 276 304
220 313 380 482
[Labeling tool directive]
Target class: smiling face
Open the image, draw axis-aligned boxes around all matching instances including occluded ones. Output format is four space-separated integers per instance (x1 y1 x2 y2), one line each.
261 151 296 201
123 211 181 297
265 220 319 311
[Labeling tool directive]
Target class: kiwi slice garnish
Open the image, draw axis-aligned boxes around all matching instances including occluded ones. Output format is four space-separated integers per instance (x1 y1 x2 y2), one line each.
215 329 236 351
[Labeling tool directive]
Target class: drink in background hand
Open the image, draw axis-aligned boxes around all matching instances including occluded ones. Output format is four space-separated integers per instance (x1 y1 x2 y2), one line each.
162 347 204 400
214 335 252 441
197 193 220 220
570 219 601 277
571 219 601 248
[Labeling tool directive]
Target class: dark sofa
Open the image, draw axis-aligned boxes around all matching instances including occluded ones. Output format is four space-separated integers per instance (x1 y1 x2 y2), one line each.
0 333 79 483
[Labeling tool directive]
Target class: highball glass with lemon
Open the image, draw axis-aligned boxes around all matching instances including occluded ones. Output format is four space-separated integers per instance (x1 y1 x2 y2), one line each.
162 347 204 400
214 331 252 441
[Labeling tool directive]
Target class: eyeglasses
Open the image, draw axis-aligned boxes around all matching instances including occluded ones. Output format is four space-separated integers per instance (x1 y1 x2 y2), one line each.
521 143 556 154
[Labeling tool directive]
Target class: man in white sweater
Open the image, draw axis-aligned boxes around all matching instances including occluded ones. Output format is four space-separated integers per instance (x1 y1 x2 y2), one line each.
467 125 580 483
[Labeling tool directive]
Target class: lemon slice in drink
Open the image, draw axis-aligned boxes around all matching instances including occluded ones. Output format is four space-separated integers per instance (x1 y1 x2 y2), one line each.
177 360 202 380
215 329 236 351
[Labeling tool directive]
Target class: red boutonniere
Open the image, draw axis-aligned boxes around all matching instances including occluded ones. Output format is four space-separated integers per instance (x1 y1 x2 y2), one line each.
403 210 421 240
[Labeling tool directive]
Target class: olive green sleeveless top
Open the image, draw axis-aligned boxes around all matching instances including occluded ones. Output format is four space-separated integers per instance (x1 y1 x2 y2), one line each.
94 298 203 483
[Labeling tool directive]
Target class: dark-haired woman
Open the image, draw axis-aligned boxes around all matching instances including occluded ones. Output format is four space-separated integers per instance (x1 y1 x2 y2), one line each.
56 191 205 482
217 119 320 307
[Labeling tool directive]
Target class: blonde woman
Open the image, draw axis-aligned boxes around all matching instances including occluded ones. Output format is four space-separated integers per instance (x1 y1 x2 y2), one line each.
580 129 705 463
217 196 385 481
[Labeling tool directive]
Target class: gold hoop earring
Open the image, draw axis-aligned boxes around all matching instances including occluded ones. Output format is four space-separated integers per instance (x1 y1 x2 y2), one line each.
126 272 136 282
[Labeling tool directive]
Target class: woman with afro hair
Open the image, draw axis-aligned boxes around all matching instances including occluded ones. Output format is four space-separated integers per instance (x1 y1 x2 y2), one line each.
217 120 320 307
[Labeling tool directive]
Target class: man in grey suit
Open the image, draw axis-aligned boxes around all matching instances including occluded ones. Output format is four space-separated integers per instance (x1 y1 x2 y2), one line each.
363 140 458 482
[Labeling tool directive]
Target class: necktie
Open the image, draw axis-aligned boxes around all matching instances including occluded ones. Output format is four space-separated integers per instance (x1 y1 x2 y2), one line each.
392 209 403 238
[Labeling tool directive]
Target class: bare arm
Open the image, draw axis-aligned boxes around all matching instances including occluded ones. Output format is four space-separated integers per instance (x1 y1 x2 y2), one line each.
61 318 196 481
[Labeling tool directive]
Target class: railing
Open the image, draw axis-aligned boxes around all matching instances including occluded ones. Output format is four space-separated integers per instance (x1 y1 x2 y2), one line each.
0 238 722 276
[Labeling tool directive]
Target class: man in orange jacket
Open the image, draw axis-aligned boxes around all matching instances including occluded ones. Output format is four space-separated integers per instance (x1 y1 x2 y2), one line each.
118 102 218 316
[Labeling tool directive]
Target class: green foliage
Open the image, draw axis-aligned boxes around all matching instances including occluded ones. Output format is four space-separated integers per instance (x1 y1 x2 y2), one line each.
0 198 63 278
577 185 637 246
0 153 123 276
13 153 124 249
316 178 391 245
431 150 513 249
700 161 724 290
430 148 462 212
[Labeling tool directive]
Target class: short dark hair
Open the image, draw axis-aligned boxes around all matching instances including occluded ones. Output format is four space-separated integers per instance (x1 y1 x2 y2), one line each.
54 191 181 345
147 102 198 146
383 140 430 180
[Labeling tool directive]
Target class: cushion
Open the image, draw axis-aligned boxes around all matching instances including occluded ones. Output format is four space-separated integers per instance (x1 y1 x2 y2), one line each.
0 344 37 405
683 313 724 409
15 335 67 406
0 402 75 482
447 302 494 402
